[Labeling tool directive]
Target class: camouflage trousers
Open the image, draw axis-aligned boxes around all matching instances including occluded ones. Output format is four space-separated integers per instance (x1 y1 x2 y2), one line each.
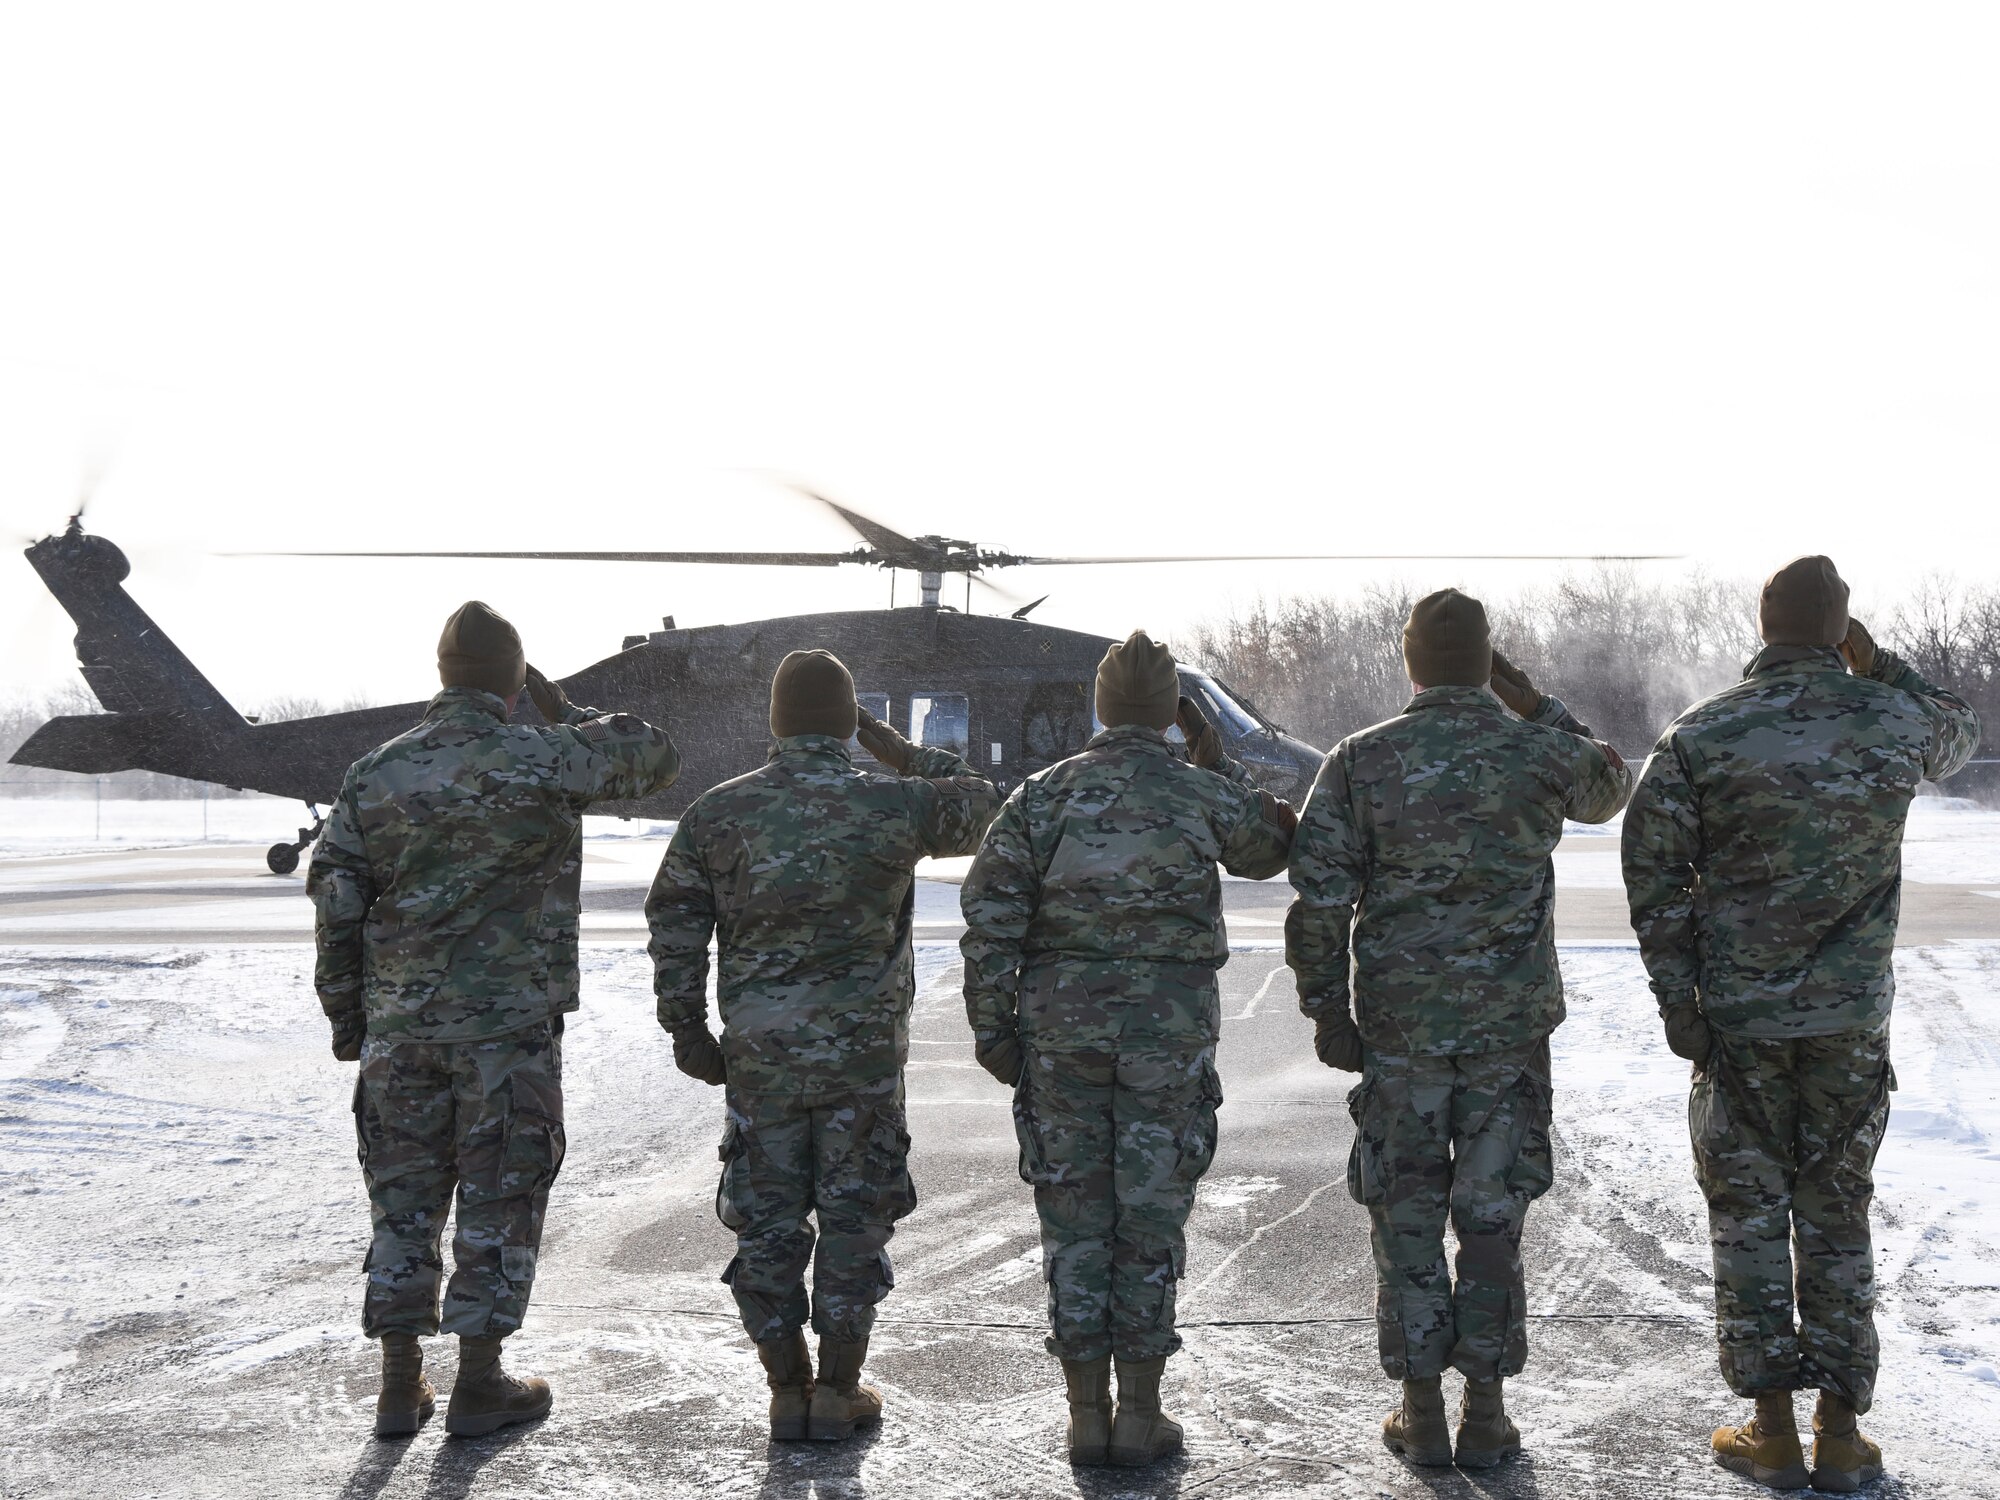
1014 1044 1222 1363
1347 1038 1553 1381
716 1073 917 1345
1690 1024 1892 1412
353 1019 565 1339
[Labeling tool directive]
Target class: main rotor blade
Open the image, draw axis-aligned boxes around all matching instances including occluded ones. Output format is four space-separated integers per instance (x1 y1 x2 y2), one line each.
229 549 867 566
1004 553 1684 565
782 483 943 567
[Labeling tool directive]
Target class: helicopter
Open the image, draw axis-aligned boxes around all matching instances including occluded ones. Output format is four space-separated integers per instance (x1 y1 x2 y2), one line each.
12 491 1667 873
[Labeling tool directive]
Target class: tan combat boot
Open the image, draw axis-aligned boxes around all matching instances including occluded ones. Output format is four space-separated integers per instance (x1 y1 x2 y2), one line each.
1455 1376 1520 1468
374 1332 436 1438
756 1331 814 1442
1107 1356 1183 1467
1060 1356 1112 1466
1711 1391 1809 1490
807 1337 883 1441
1810 1392 1884 1494
1382 1376 1452 1466
444 1335 553 1437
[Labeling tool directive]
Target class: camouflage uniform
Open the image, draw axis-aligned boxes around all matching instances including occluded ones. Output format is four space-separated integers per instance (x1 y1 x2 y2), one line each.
1623 643 1978 1409
646 734 999 1345
310 686 680 1337
959 725 1294 1362
1287 689 1631 1380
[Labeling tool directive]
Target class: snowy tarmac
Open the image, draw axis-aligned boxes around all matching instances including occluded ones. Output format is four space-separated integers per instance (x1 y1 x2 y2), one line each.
2 828 1997 1498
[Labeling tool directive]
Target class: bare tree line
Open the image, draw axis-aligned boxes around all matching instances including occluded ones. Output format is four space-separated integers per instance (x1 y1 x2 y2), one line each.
1189 568 1999 799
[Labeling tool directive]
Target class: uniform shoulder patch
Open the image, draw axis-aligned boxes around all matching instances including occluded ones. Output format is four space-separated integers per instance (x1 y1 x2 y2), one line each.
579 714 643 742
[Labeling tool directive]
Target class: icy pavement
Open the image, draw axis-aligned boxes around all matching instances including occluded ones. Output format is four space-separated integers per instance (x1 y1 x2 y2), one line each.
3 935 1998 1498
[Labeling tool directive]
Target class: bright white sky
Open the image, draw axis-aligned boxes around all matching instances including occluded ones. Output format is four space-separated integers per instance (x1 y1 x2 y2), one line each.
3 5 1997 708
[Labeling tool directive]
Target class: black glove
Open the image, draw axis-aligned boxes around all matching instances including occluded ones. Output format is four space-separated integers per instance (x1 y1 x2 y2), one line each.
1840 618 1878 678
330 1013 365 1062
855 706 916 774
1487 647 1543 718
1662 1000 1713 1066
672 1023 728 1086
975 1029 1025 1088
1313 1010 1363 1072
1175 695 1225 769
524 663 572 723
1257 790 1299 839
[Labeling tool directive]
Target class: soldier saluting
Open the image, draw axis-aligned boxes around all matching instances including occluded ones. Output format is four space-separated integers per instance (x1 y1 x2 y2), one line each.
1286 589 1631 1469
960 631 1296 1469
646 650 1000 1442
1623 557 1979 1493
310 602 681 1438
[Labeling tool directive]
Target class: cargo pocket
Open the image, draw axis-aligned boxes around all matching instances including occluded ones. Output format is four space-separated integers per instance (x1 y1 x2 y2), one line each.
715 1118 748 1231
506 1067 567 1198
1506 1066 1555 1204
1172 1061 1224 1185
351 1071 371 1172
500 1245 537 1285
863 1103 918 1223
1688 1053 1732 1156
1014 1076 1053 1188
1346 1077 1387 1207
1834 1050 1896 1182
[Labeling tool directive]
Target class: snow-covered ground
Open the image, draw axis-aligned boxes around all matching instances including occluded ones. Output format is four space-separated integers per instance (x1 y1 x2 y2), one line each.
1 791 1995 1495
2 935 1997 1497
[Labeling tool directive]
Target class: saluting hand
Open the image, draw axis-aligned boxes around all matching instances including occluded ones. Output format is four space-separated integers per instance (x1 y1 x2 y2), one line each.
1840 619 1878 678
1487 648 1542 719
855 706 916 774
524 664 572 724
1175 695 1225 769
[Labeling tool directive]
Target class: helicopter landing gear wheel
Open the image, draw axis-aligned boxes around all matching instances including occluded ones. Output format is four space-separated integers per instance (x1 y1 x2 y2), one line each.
266 842 301 876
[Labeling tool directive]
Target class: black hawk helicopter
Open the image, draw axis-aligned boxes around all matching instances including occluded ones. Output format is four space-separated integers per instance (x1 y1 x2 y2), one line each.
12 492 1662 873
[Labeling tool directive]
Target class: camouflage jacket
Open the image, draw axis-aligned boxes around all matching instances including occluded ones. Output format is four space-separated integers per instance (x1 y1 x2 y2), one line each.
310 687 681 1042
647 735 1000 1093
1623 644 1980 1038
959 725 1295 1052
1286 688 1632 1056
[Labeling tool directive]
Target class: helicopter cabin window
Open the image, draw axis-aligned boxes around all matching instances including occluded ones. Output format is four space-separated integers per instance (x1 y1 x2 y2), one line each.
1022 682 1091 767
909 693 970 759
849 692 891 761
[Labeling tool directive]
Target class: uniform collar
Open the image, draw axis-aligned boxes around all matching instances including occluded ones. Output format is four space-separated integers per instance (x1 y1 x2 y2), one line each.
1085 723 1174 754
424 686 512 724
770 733 854 763
1402 684 1500 715
1744 644 1847 680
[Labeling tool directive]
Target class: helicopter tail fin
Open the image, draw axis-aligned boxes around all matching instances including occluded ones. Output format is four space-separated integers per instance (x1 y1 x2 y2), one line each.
12 527 250 781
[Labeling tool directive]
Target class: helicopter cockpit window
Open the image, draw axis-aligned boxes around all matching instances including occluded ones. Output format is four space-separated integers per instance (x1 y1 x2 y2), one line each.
910 693 970 758
1186 674 1259 738
850 692 891 761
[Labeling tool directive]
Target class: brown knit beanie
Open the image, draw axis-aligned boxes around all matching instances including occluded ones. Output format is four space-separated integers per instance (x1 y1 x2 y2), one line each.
1095 631 1180 730
437 601 527 698
1403 588 1492 688
770 649 859 739
1759 555 1850 647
